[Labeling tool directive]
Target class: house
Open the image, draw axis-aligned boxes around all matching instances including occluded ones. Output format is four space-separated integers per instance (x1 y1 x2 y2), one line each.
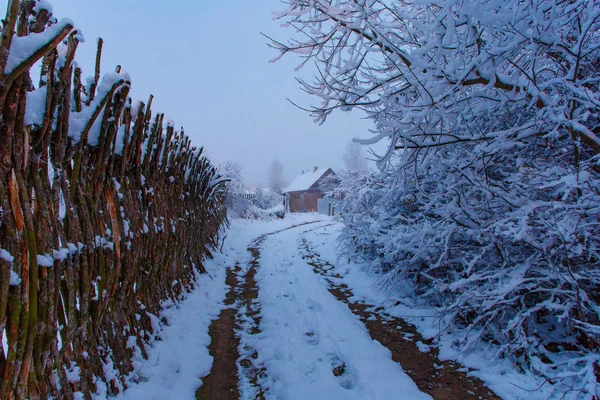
283 167 338 213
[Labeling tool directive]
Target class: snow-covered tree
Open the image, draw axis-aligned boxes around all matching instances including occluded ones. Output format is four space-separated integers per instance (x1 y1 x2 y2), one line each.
271 0 600 396
270 0 600 158
219 161 246 194
253 188 283 210
343 140 368 172
267 158 286 194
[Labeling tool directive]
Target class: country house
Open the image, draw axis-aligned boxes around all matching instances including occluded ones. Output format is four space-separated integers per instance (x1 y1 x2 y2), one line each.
283 167 338 213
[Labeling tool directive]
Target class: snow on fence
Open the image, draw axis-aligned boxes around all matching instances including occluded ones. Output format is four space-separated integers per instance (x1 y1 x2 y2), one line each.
317 198 340 216
0 2 227 398
233 192 256 201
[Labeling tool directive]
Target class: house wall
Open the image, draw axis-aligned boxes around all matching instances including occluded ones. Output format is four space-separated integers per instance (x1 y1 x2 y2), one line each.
288 190 321 213
286 168 339 213
288 192 304 213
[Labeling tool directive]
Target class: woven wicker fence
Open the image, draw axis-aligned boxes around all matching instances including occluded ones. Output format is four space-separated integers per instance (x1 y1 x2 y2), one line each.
0 2 228 398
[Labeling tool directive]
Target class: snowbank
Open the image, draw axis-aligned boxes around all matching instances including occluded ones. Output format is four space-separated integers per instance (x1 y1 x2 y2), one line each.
303 224 582 400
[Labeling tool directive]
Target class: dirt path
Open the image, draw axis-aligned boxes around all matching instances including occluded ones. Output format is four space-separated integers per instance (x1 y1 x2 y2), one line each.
197 221 501 399
237 236 267 399
298 236 501 400
195 265 241 400
196 221 322 400
196 237 268 400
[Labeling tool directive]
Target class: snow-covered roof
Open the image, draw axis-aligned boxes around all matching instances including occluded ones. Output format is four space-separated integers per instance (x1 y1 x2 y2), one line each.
283 167 332 193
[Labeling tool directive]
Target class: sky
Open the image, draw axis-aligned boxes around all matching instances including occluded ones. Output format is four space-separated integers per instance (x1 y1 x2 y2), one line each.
40 0 376 186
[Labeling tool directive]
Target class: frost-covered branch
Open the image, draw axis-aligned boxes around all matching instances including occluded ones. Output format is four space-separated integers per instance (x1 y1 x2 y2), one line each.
273 0 600 397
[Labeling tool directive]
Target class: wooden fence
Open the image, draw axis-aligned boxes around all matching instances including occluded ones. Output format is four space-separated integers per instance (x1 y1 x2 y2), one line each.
0 1 228 398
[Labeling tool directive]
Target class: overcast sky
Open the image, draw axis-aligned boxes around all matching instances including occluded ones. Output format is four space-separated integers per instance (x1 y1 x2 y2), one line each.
43 0 376 186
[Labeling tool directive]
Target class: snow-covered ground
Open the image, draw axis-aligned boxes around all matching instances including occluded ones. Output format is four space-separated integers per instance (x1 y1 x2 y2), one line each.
116 214 324 399
116 215 566 400
242 222 430 400
302 223 565 400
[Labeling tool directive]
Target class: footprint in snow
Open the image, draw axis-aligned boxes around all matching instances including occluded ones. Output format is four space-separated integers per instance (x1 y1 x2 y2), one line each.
328 354 354 390
280 292 295 301
304 331 319 346
305 298 323 313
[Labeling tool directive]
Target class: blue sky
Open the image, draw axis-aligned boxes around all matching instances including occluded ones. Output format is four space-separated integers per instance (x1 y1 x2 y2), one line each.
42 0 375 185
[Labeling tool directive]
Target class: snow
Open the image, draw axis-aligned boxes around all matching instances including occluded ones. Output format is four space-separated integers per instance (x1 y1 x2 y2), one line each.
273 4 600 396
67 243 78 253
114 215 314 397
9 271 21 286
67 362 81 384
37 254 54 267
2 328 7 356
302 223 567 400
24 86 47 126
0 249 14 263
117 214 325 399
242 223 430 400
283 167 331 193
114 125 127 155
5 18 73 75
33 0 53 14
85 109 105 147
114 214 588 399
68 71 129 145
53 248 70 261
415 342 430 353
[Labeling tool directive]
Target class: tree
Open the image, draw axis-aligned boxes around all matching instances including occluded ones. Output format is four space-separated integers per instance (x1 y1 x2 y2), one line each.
343 140 368 172
267 158 286 194
269 0 600 158
253 188 282 210
219 161 245 194
271 0 600 394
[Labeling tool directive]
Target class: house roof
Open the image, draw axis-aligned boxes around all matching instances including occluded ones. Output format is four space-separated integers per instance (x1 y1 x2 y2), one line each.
283 167 332 193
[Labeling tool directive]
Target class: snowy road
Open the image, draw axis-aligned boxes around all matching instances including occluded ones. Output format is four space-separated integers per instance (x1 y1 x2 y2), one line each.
118 216 501 399
240 223 429 400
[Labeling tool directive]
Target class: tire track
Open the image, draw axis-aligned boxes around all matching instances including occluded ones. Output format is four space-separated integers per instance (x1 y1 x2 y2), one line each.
196 220 325 399
237 235 267 400
299 235 501 400
195 264 241 400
